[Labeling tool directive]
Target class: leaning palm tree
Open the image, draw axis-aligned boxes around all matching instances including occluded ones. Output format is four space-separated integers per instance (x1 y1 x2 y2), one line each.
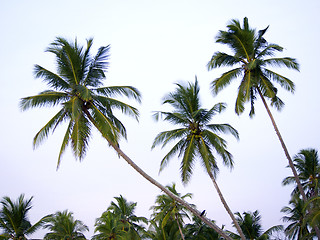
229 210 283 240
43 210 88 240
0 194 50 240
207 17 305 202
20 37 229 238
107 195 147 239
150 183 192 240
283 149 320 198
152 79 244 239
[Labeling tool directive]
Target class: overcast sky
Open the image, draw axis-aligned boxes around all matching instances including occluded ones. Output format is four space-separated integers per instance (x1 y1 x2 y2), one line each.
1 0 320 238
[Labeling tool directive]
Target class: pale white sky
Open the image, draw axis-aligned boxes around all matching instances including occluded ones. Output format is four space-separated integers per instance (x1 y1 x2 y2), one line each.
1 0 320 238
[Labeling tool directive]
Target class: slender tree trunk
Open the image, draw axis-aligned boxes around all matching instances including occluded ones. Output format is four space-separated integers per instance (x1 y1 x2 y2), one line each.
175 213 185 240
207 170 246 240
110 143 232 240
257 88 320 239
84 109 231 239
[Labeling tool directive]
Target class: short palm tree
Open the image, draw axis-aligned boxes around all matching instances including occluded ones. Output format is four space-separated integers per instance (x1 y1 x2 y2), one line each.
283 149 320 198
207 17 305 202
43 210 88 240
152 79 243 239
107 195 147 239
93 211 126 240
230 210 283 240
184 215 223 240
150 183 192 240
0 194 50 240
20 37 228 238
281 196 312 239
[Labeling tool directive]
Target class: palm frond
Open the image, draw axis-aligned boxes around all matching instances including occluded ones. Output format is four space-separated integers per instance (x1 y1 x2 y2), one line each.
207 52 241 69
181 136 196 183
205 124 239 140
152 128 188 149
159 139 186 173
57 121 73 169
211 68 242 95
33 109 68 148
264 57 300 71
94 86 141 103
34 65 70 91
263 68 295 93
20 91 69 110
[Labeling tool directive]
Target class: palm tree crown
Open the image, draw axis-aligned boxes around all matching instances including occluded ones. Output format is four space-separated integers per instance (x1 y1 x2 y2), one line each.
0 194 49 240
208 17 299 117
20 37 141 167
43 210 88 240
152 78 239 183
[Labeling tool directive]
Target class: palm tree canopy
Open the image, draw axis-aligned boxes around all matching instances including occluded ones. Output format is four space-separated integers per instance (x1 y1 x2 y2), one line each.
152 78 239 183
283 149 320 198
0 194 49 240
20 37 141 168
231 210 283 240
43 210 88 240
208 17 299 117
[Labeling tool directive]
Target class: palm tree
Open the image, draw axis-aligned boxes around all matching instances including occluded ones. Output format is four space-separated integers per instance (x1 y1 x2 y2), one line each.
152 79 244 239
43 210 88 240
150 183 192 240
20 37 229 238
229 210 283 240
107 195 147 239
281 196 312 239
93 211 126 240
0 194 49 240
283 149 320 198
184 215 223 240
207 17 305 203
143 219 181 240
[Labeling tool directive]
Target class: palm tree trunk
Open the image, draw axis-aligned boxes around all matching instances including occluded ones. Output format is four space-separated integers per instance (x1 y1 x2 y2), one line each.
83 109 231 239
257 88 320 239
207 170 246 240
110 143 232 240
175 213 185 240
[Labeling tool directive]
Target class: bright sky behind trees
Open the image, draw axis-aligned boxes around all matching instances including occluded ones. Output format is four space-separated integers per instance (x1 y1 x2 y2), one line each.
1 0 319 238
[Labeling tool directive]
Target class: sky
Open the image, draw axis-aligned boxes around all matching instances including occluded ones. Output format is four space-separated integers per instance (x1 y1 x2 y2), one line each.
1 0 320 238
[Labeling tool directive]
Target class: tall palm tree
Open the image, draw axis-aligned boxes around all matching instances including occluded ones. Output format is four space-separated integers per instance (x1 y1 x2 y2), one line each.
20 37 230 239
152 79 244 239
150 183 192 240
107 195 147 239
281 196 313 239
207 17 305 202
283 149 320 198
229 210 283 240
0 194 49 240
43 210 88 240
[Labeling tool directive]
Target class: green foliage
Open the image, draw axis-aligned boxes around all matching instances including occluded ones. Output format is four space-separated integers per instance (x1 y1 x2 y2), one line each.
208 17 299 117
20 37 141 168
0 194 50 240
43 210 88 240
152 78 239 183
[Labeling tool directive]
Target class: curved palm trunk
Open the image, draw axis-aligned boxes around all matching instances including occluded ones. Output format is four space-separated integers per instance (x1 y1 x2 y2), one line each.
257 88 320 239
111 143 232 240
83 110 231 239
174 213 185 240
207 171 246 240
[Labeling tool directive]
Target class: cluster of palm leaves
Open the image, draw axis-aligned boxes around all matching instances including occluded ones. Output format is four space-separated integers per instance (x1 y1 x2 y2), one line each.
16 16 319 240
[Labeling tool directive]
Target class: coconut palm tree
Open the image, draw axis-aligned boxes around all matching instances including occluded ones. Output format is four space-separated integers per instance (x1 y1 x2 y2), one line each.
281 196 313 239
0 194 49 240
107 195 147 239
152 79 244 239
229 210 283 240
283 149 320 198
184 215 223 240
43 210 88 240
150 183 193 240
92 211 126 240
207 17 305 203
20 37 230 239
143 219 181 240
